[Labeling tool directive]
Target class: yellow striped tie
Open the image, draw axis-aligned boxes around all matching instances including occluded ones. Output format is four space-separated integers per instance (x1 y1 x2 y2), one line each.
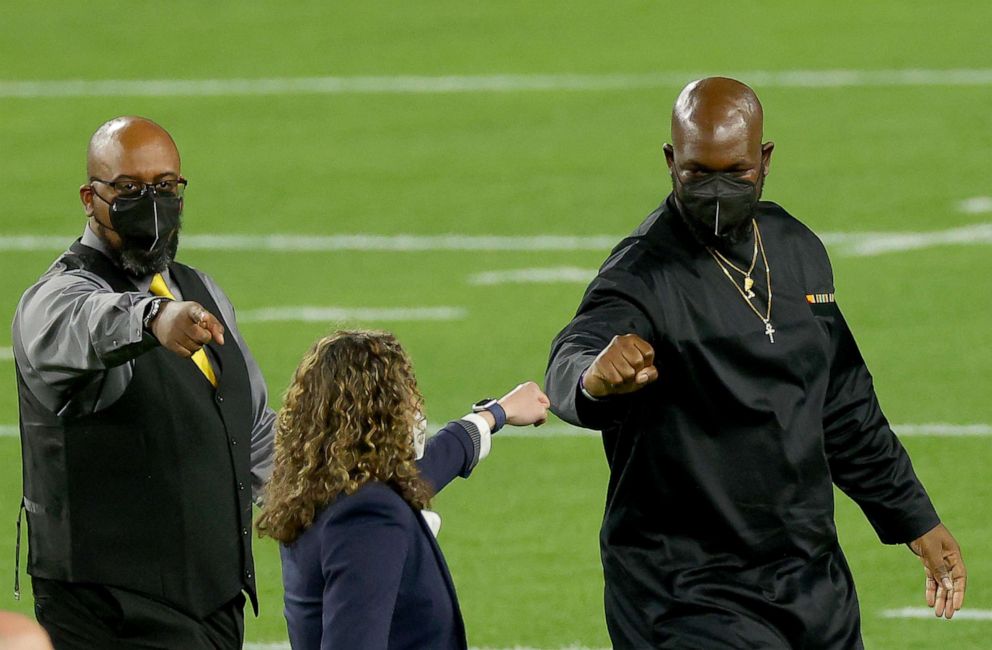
149 273 218 387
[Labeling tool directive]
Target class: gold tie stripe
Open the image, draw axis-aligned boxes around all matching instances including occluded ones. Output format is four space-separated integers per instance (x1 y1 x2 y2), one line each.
149 273 218 387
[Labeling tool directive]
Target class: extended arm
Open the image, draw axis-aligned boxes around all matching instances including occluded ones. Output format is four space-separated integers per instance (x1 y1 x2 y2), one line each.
545 269 657 429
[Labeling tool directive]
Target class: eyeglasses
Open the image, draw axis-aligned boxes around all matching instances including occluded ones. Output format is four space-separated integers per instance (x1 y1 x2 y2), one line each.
90 177 188 199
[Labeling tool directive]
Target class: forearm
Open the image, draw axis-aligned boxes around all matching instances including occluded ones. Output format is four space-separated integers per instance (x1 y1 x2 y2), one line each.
14 273 159 410
416 417 491 493
824 308 939 543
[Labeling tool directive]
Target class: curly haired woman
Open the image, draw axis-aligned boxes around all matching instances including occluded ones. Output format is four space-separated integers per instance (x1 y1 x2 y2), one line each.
256 330 550 649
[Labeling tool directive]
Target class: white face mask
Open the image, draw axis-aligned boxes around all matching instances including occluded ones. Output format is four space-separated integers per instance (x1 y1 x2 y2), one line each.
412 412 428 460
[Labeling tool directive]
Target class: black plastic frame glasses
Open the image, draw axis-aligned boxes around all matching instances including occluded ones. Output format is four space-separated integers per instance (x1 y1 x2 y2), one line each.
90 177 188 199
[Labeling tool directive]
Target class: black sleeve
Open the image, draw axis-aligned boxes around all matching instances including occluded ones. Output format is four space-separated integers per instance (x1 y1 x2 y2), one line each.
820 303 940 544
545 268 657 430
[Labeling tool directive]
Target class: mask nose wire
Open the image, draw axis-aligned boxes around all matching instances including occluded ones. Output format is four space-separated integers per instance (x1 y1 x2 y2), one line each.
148 193 160 253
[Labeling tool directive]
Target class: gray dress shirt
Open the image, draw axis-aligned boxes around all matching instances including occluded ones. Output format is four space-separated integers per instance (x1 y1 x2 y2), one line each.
12 226 276 501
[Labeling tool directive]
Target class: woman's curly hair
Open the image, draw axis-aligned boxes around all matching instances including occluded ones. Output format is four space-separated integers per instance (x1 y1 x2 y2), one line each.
256 330 433 544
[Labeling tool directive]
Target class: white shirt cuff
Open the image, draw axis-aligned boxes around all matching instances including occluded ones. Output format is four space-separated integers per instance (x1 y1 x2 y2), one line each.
461 412 492 461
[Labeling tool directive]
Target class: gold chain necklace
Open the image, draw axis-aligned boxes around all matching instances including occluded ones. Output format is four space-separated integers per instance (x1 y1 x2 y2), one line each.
710 230 758 297
706 220 775 343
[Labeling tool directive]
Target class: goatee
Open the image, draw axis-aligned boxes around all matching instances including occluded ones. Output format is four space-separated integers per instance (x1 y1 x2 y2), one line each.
119 228 180 277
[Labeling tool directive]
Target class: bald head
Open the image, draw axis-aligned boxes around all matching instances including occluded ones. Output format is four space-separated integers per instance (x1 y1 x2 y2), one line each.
664 77 773 201
86 116 180 180
671 77 763 149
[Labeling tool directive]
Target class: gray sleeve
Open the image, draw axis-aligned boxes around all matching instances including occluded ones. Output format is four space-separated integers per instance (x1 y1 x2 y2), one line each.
12 265 159 415
545 269 657 429
195 271 276 504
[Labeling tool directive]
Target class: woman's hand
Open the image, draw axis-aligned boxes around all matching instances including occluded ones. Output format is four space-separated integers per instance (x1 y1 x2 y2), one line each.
498 381 551 427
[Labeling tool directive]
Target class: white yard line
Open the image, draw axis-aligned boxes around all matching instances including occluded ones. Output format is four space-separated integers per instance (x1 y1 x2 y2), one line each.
3 69 992 98
1 224 989 256
493 423 992 439
469 267 596 285
957 196 992 214
1 423 988 440
0 234 617 253
0 347 12 361
881 607 992 621
237 306 467 324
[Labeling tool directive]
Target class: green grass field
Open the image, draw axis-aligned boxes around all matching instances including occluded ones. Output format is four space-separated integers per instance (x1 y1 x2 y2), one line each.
1 2 990 647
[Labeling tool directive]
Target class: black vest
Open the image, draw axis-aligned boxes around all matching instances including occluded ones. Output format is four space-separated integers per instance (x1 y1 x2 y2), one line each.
17 241 258 618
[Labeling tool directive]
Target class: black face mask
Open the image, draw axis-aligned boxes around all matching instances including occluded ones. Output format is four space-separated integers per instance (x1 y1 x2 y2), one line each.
93 188 183 275
673 169 762 244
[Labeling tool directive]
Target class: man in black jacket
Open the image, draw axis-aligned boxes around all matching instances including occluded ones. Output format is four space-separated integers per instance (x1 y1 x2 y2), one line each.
545 77 966 648
13 116 275 649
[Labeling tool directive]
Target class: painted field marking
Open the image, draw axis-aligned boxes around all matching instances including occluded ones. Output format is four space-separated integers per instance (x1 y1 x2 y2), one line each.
1 423 988 440
4 69 992 99
236 306 467 324
0 347 12 362
493 422 992 439
1 224 989 257
469 267 595 286
957 197 992 214
881 607 992 621
0 234 616 253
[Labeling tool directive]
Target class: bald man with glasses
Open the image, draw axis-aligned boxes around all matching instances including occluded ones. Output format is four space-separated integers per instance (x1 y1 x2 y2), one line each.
13 116 275 649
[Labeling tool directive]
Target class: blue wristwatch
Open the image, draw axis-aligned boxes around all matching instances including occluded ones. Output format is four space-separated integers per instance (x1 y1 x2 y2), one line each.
472 398 506 433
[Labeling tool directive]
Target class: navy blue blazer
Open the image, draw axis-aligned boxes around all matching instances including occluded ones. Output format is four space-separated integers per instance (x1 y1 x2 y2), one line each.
280 420 484 650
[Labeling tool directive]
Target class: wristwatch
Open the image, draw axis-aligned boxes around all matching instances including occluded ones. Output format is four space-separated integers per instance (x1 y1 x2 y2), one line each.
472 398 506 433
143 297 171 331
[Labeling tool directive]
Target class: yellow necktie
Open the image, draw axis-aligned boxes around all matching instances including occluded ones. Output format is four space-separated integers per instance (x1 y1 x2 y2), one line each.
149 273 218 387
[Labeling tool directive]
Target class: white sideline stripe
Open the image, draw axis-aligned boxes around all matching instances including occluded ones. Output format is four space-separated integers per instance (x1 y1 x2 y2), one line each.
237 306 467 323
0 234 617 253
1 422 988 440
469 267 595 285
881 607 992 621
4 69 992 98
492 422 992 439
825 223 992 256
1 225 990 256
0 347 12 361
1 423 989 440
958 196 992 214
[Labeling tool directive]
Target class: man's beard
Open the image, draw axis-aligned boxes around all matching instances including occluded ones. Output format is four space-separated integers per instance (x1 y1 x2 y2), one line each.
117 226 180 276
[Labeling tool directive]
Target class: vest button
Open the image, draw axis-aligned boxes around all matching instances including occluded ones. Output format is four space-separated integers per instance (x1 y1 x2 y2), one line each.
245 570 253 579
230 437 238 446
238 482 245 491
216 394 224 403
242 528 248 536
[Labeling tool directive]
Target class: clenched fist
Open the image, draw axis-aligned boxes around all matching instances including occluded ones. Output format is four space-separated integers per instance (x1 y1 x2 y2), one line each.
150 300 226 358
583 333 658 398
498 381 551 427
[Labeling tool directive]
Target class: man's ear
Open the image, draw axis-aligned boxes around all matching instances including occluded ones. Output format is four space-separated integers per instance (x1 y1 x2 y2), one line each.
760 141 775 176
79 184 95 217
663 144 675 172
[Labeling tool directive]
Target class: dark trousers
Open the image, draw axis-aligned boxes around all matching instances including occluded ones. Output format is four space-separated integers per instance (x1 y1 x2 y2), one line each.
32 577 245 650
